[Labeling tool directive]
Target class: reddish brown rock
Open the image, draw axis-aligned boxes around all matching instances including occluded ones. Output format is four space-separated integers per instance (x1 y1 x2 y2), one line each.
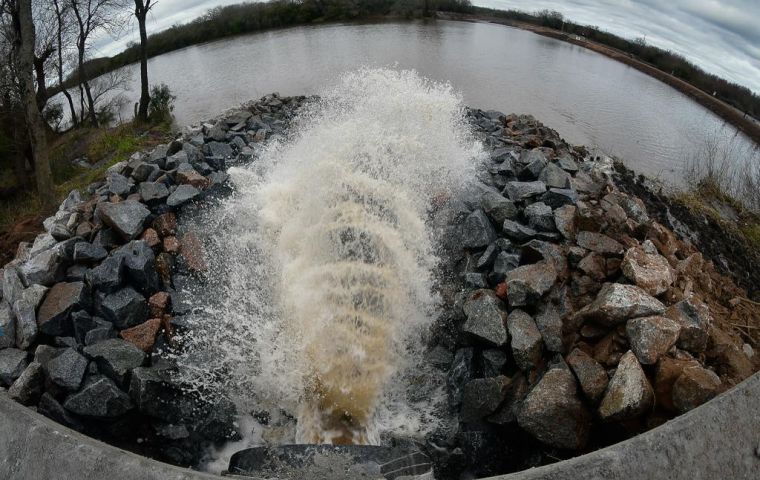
576 231 624 255
578 252 607 282
672 365 721 413
120 318 162 352
155 252 174 285
654 356 698 412
553 205 578 240
180 232 208 273
621 245 674 296
163 236 180 254
494 282 508 300
177 169 210 189
140 228 161 250
152 213 177 238
148 292 171 318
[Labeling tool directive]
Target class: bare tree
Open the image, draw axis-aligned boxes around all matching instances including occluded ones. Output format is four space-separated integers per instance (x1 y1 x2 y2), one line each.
70 0 126 127
51 0 78 127
3 0 55 208
133 0 153 122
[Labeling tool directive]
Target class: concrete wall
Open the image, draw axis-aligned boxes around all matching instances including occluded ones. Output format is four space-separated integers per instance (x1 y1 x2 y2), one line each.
2 373 759 480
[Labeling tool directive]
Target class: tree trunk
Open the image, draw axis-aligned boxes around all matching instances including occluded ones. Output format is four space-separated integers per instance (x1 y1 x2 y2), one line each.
12 0 56 209
54 0 78 127
135 3 150 122
78 45 98 127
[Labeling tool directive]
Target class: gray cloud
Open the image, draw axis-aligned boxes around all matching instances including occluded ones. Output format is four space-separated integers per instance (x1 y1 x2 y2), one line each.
93 0 760 94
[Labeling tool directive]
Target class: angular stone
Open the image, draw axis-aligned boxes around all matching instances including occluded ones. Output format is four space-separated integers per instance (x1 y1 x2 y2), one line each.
518 155 547 181
176 163 209 188
98 287 148 329
517 363 590 450
654 356 699 412
461 210 497 249
107 172 132 197
86 255 124 293
539 163 571 189
460 376 510 422
46 348 88 390
182 142 204 164
152 212 177 237
482 349 508 377
0 301 16 348
64 376 133 418
139 181 170 204
38 393 84 431
73 242 108 263
131 162 159 183
507 309 543 371
505 261 557 307
502 219 538 242
18 247 64 286
492 251 520 276
96 200 150 241
116 241 160 293
556 155 579 172
525 202 555 232
626 316 681 365
3 267 25 305
672 365 721 413
8 361 44 405
148 292 171 318
621 245 673 296
129 366 197 423
504 181 546 201
481 191 518 226
535 302 564 353
167 184 200 208
180 233 208 273
34 344 63 367
0 348 28 386
541 188 579 209
598 351 654 421
665 298 711 353
553 205 577 240
12 299 37 349
578 283 665 326
576 231 624 255
566 348 608 403
476 244 499 270
37 282 89 336
462 290 508 347
447 348 475 407
120 318 161 352
84 338 145 385
141 228 161 249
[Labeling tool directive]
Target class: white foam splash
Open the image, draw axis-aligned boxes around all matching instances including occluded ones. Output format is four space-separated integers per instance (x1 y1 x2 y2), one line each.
176 68 484 452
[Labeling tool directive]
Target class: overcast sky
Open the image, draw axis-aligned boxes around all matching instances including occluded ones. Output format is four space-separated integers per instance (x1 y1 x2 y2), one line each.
95 0 760 94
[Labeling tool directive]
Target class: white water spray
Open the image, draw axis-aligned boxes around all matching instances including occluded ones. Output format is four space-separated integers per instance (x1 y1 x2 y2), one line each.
177 68 484 448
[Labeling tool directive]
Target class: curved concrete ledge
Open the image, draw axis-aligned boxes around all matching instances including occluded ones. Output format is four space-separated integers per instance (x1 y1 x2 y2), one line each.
0 391 219 480
487 371 760 480
2 372 759 480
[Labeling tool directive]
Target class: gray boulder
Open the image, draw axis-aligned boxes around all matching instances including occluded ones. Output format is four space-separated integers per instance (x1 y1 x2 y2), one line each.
539 163 572 189
86 255 124 292
492 251 520 276
481 192 518 225
73 242 108 263
116 241 159 294
598 351 654 421
507 309 543 371
36 282 89 336
462 290 508 347
504 181 547 201
64 376 133 418
626 316 681 365
8 361 44 405
535 302 564 353
139 181 170 204
106 173 132 197
460 376 510 422
525 202 556 232
18 247 64 286
167 184 200 208
502 219 538 242
46 348 88 390
665 298 711 353
577 283 665 326
3 267 25 306
0 348 28 386
541 188 579 208
84 338 145 386
207 141 233 158
0 301 16 348
446 348 475 407
505 261 557 307
12 299 37 349
96 200 151 241
576 231 624 255
566 348 608 403
98 287 148 329
129 366 197 423
461 210 497 249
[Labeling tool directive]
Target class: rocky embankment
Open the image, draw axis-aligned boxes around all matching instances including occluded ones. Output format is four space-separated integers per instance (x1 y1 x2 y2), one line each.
0 94 306 466
0 93 758 476
430 109 759 477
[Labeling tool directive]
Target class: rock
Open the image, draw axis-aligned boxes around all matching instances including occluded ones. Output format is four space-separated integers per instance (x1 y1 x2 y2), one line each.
517 363 590 450
535 302 564 352
38 393 84 431
71 310 98 344
98 287 148 329
566 348 608 403
553 205 577 240
626 316 681 365
541 188 579 209
86 255 124 292
665 298 711 353
176 163 209 188
107 173 132 197
476 244 499 270
73 242 108 263
460 376 510 422
518 155 547 181
3 267 25 306
84 338 145 386
207 122 227 141
576 231 624 255
507 310 543 371
654 356 698 412
163 236 180 254
492 251 520 276
64 376 133 418
464 272 487 288
139 181 170 204
34 344 63 366
578 252 607 282
152 212 177 237
0 348 28 386
129 366 196 422
598 351 654 421
556 155 579 172
461 210 497 249
462 290 508 347
577 283 665 326
12 299 37 349
505 261 557 307
120 318 161 352
501 219 538 242
481 192 518 225
131 162 159 183
447 348 475 407
179 233 208 273
117 241 160 293
621 245 673 296
672 365 721 413
45 348 88 390
525 202 555 232
37 282 89 336
18 247 64 286
141 228 161 249
147 144 169 165
182 142 204 164
96 200 151 241
504 181 546 201
167 184 200 208
85 323 117 345
539 163 571 189
482 349 507 377
0 301 16 348
8 361 44 405
207 141 234 158
148 292 171 318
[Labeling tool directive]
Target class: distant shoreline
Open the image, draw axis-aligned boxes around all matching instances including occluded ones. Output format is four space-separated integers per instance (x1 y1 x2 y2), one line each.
440 12 760 146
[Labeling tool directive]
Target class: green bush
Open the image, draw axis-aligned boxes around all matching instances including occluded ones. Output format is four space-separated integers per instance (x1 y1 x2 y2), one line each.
148 83 176 122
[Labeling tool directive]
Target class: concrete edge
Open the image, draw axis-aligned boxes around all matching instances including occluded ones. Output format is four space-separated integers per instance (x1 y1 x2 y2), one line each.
2 372 759 480
484 371 760 480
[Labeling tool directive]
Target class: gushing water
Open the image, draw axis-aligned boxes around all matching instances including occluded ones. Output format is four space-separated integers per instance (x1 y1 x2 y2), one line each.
175 68 484 450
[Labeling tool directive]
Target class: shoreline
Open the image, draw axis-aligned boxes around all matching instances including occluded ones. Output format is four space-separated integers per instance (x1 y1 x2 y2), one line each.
440 12 760 145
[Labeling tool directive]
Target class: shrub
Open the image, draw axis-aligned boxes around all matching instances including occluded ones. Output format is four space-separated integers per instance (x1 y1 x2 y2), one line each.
148 83 176 122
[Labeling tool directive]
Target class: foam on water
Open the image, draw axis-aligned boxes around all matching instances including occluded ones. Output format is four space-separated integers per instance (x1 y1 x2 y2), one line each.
176 68 484 454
